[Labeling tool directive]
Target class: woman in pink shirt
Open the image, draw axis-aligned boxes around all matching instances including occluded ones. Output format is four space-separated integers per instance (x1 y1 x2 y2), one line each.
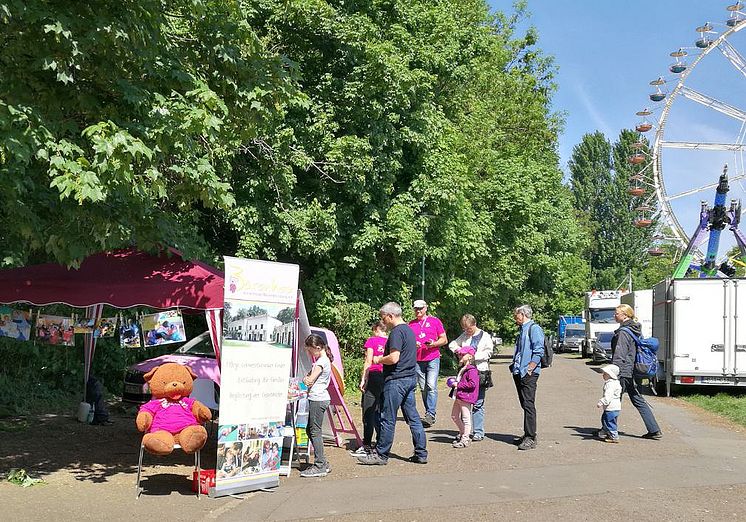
352 321 387 456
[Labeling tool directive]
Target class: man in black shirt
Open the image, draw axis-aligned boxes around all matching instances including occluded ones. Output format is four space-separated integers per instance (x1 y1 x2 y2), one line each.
357 302 428 465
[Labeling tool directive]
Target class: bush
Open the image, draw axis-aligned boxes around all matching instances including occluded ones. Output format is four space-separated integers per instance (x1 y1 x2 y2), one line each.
342 355 364 394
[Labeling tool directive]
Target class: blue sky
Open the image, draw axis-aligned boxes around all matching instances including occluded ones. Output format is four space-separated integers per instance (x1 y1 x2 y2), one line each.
492 0 746 249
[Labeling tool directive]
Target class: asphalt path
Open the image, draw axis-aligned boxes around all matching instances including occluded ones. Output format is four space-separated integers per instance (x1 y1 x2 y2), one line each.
4 353 745 521
213 354 746 522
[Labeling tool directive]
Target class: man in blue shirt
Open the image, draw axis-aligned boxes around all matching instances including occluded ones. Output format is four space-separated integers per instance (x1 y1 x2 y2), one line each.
510 304 544 450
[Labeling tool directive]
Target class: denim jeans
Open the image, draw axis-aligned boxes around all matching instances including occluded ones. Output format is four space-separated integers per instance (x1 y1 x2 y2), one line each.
376 376 428 461
307 399 330 468
601 410 619 439
416 357 440 417
620 376 660 434
471 385 487 438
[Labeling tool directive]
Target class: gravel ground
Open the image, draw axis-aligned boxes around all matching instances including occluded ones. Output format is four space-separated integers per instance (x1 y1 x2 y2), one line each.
3 354 746 521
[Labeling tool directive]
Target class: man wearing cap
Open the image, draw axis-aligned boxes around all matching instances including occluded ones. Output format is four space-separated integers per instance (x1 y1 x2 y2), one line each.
408 299 448 427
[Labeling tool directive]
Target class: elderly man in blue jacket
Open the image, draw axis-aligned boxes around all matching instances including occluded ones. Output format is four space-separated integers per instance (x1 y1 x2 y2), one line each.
510 304 544 450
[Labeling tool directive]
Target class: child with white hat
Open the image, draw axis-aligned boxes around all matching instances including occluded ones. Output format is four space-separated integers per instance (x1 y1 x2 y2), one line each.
597 364 622 443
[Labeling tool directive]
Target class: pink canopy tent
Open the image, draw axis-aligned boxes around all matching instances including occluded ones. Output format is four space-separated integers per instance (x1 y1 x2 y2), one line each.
0 248 224 392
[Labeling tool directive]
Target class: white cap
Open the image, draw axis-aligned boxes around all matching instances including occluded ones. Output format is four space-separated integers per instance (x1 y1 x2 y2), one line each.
601 364 620 380
413 299 427 309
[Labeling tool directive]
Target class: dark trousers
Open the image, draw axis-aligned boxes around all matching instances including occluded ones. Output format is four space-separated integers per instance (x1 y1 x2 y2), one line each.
620 376 660 434
361 371 384 446
376 375 428 461
307 399 330 468
513 372 539 439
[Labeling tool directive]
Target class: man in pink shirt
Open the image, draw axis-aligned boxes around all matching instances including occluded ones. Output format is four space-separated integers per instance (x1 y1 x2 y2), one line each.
408 299 448 426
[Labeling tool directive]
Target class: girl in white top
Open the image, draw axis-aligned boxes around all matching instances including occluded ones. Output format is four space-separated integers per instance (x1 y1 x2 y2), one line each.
300 334 333 477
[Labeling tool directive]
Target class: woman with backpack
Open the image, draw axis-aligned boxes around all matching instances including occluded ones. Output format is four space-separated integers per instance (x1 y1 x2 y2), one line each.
611 304 662 440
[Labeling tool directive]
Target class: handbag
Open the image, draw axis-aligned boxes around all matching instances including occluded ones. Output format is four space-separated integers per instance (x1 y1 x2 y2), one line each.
478 370 493 389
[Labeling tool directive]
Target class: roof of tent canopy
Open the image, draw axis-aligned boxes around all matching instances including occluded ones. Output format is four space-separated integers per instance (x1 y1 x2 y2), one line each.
0 248 224 310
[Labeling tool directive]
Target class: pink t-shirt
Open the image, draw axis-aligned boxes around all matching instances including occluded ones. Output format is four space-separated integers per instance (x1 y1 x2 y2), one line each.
408 316 446 362
364 336 387 373
139 397 199 434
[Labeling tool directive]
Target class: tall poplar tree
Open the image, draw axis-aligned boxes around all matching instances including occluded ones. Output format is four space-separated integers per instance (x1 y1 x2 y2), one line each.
569 129 657 289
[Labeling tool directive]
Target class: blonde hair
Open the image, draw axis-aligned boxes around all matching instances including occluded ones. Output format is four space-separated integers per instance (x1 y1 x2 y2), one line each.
460 314 476 327
616 304 635 321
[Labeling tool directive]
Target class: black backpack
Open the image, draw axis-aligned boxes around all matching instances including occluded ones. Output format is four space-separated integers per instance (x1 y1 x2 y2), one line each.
528 323 553 368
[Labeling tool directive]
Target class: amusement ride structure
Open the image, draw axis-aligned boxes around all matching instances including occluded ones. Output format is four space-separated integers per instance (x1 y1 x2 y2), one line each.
630 2 746 268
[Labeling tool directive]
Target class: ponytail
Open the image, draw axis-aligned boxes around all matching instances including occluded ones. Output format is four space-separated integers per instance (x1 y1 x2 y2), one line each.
305 333 334 363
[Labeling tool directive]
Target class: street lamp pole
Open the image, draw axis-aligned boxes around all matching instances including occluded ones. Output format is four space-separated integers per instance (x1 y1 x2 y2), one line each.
421 255 425 300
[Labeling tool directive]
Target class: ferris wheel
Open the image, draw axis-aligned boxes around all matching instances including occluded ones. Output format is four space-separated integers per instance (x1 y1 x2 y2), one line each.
632 2 746 258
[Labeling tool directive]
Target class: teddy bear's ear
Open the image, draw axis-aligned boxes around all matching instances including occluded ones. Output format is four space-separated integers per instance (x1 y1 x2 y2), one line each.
185 366 198 380
143 366 160 383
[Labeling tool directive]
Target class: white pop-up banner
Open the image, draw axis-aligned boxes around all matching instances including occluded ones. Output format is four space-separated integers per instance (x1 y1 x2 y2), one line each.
213 257 299 497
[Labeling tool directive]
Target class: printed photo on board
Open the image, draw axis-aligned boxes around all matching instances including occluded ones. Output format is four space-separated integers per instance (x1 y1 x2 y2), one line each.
0 306 32 341
119 318 141 348
36 315 75 346
141 310 186 347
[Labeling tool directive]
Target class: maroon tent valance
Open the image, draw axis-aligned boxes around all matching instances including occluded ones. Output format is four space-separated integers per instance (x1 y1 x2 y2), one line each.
0 248 224 310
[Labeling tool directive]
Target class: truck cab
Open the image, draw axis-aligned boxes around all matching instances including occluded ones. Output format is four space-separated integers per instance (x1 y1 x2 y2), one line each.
583 290 625 358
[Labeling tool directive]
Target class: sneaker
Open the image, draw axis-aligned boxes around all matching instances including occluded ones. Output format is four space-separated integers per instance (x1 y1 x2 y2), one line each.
422 413 436 427
471 434 484 442
595 430 609 440
604 437 620 444
512 436 526 446
517 437 537 450
642 431 663 440
325 464 332 474
349 445 372 457
300 465 328 478
452 436 470 448
408 455 428 464
356 452 388 466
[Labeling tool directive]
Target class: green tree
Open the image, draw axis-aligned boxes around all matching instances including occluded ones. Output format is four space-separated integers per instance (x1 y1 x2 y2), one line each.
0 0 300 266
569 129 656 290
276 307 295 325
199 0 590 347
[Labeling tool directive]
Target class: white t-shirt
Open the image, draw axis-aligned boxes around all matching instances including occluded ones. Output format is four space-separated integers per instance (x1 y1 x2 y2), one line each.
308 353 331 401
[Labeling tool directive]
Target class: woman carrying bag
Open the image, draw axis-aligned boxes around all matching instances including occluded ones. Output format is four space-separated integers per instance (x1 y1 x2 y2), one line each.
448 314 494 441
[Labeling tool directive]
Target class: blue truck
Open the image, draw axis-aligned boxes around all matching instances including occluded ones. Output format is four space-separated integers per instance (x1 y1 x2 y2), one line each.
557 315 584 353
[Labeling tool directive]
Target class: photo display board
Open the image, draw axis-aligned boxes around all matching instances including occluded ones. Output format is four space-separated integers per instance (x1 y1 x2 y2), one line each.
213 257 299 497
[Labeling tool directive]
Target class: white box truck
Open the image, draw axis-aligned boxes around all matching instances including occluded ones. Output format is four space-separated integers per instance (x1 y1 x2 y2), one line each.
621 290 653 338
583 290 625 359
653 278 746 396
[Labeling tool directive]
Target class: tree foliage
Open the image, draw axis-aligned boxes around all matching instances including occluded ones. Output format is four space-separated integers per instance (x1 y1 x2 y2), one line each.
0 0 300 266
2 0 590 363
569 129 658 290
195 0 590 346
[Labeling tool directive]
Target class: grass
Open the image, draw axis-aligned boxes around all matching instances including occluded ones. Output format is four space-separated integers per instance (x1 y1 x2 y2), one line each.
680 391 746 427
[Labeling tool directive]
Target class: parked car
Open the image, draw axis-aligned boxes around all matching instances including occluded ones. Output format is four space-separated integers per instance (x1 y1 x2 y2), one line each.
122 331 219 405
591 331 615 362
122 326 339 405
